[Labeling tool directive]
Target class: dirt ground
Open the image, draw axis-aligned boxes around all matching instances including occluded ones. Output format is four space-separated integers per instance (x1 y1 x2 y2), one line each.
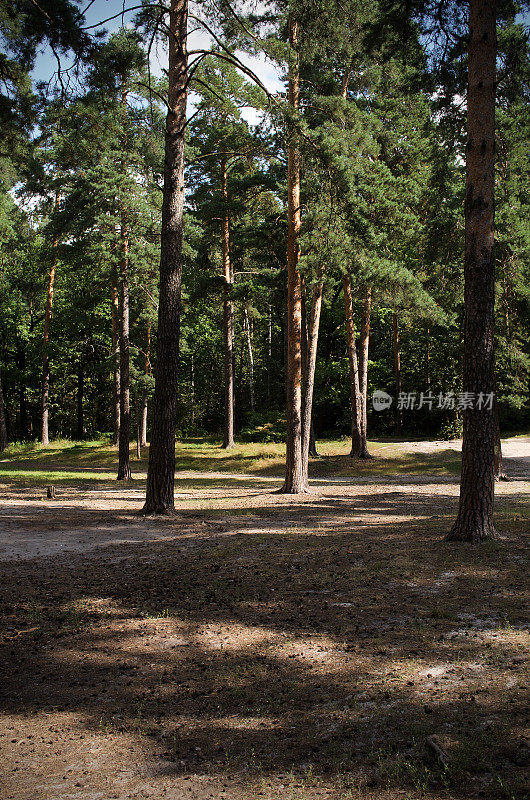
0 439 528 800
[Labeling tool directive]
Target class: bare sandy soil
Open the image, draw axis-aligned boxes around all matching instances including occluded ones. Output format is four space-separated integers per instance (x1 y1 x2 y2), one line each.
0 439 528 800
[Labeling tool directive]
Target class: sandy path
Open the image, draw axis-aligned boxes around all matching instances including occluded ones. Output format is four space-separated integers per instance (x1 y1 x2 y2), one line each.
0 438 527 562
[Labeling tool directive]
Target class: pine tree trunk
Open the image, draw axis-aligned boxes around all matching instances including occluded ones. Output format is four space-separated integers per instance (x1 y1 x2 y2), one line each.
136 391 141 459
244 306 255 413
111 262 120 446
494 396 503 480
0 365 7 451
281 17 306 494
190 352 195 427
140 322 150 447
221 156 235 448
40 191 60 446
76 362 84 440
301 271 324 483
117 211 131 480
143 0 188 514
16 343 28 440
343 274 363 457
447 0 497 541
301 287 319 459
393 311 402 432
267 303 272 403
358 286 372 458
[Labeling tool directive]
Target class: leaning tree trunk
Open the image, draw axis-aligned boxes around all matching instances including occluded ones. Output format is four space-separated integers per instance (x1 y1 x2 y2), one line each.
117 211 131 480
221 156 235 448
343 274 363 457
447 0 497 541
281 17 306 494
143 0 188 514
40 191 60 446
392 311 402 432
301 270 324 484
110 262 120 446
0 365 7 451
140 321 151 447
301 286 319 459
358 285 372 458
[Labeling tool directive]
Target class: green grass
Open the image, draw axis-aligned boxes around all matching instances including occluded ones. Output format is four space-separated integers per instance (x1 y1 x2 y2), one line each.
0 436 465 487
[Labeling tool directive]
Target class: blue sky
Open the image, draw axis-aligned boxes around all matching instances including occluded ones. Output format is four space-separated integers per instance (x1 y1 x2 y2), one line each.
32 0 283 95
32 1 530 94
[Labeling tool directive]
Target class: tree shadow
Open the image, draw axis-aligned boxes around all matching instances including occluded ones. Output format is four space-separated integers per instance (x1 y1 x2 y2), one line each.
0 504 527 798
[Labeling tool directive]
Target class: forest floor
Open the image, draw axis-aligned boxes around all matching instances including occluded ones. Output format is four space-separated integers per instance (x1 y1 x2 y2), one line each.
0 437 528 800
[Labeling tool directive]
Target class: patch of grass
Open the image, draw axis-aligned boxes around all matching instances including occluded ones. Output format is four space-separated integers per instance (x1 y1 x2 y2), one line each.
0 436 464 488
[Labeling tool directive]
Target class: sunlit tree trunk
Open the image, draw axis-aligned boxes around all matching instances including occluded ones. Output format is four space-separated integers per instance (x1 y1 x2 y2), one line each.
447 0 497 541
301 270 324 483
221 155 235 448
301 287 319 459
358 285 371 458
0 365 7 451
244 305 255 413
143 0 188 513
343 274 363 457
281 17 306 493
40 190 60 445
117 210 131 480
393 311 402 431
110 262 120 446
76 361 84 440
140 321 151 447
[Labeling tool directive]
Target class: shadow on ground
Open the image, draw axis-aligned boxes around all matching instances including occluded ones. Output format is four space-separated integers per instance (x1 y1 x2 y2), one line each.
0 485 528 799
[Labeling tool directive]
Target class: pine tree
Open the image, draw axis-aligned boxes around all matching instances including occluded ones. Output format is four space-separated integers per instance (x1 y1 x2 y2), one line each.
143 0 189 514
447 0 498 541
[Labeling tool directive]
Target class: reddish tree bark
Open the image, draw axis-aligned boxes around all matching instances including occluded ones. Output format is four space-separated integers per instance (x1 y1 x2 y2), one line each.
393 311 402 431
301 271 324 482
110 262 120 446
0 365 7 451
358 285 372 458
140 321 151 448
221 155 235 448
117 211 132 480
143 0 188 514
281 17 306 493
447 0 497 541
40 191 60 445
343 274 363 457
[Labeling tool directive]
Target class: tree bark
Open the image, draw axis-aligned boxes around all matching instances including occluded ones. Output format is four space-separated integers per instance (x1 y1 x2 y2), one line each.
16 343 28 440
358 285 372 458
76 361 84 440
281 17 306 493
343 274 363 457
393 311 402 431
140 321 150 447
301 271 324 482
0 365 7 451
447 0 497 541
221 155 235 448
135 391 141 459
244 305 255 413
267 303 272 403
111 262 120 446
143 0 188 514
117 211 132 480
40 191 60 446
